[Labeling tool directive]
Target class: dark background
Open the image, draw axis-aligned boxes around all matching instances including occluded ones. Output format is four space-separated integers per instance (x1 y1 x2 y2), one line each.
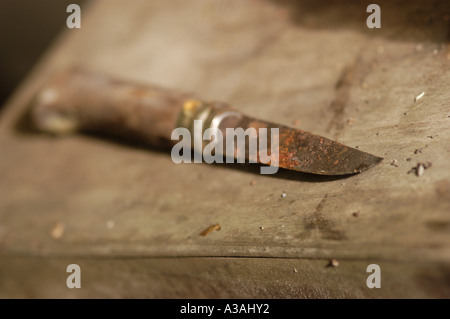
0 0 86 110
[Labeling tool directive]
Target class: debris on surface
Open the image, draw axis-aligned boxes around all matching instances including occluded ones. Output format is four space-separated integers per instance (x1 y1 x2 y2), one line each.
408 162 432 177
259 226 265 232
414 148 422 154
50 221 65 239
352 211 360 217
390 159 398 167
293 268 298 273
406 158 412 161
414 92 425 102
106 220 115 229
417 165 425 177
328 259 339 267
199 224 221 237
281 192 287 198
250 180 257 186
347 118 356 125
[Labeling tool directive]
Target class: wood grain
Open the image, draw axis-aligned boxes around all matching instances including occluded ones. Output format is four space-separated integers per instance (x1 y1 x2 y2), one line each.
0 0 449 298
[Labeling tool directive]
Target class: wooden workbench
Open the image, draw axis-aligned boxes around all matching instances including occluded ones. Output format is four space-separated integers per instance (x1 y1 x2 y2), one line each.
0 0 449 298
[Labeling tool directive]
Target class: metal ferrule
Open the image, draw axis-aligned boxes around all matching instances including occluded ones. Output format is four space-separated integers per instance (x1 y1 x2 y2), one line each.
176 99 242 152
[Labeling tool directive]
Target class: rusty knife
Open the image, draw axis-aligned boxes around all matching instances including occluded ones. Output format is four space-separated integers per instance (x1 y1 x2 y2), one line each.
32 68 383 175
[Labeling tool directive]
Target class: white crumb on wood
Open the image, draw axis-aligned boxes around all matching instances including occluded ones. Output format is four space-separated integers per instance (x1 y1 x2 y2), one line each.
414 92 425 102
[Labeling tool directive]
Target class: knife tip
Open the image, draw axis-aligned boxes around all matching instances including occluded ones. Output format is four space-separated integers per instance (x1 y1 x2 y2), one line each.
347 153 383 175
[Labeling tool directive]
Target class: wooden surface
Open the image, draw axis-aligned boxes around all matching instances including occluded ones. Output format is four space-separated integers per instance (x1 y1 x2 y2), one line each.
0 0 449 298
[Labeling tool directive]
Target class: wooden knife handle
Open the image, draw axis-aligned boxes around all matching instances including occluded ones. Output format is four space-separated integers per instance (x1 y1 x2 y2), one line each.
32 67 194 148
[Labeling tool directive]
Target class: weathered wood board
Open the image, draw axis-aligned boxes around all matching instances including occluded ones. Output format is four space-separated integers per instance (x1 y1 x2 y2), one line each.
0 0 449 298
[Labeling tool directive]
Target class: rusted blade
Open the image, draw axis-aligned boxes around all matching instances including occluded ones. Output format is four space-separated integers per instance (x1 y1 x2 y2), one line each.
276 126 383 175
234 116 383 175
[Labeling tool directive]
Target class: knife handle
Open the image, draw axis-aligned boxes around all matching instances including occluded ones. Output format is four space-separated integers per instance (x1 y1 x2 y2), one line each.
32 67 227 148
